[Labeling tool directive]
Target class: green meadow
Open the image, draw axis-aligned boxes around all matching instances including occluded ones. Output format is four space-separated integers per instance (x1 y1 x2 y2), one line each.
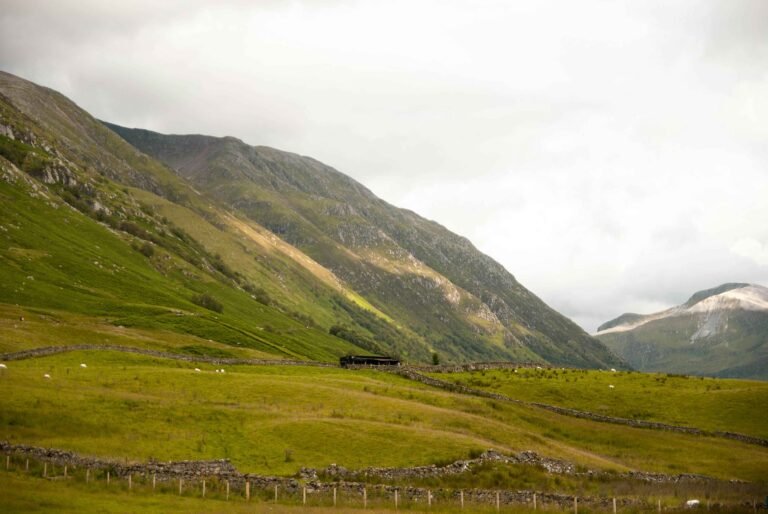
1 350 767 483
427 368 768 438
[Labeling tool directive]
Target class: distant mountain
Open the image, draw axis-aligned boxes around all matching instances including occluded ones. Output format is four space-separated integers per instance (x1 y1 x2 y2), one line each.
596 283 768 379
0 70 624 367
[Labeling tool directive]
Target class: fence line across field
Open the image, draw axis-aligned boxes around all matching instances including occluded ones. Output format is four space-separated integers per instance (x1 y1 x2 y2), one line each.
2 451 759 512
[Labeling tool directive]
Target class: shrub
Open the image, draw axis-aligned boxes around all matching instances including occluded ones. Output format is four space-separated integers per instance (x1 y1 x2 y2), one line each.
138 242 154 257
192 293 223 313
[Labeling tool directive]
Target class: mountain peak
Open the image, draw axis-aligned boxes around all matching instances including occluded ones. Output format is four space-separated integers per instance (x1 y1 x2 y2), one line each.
683 283 750 308
596 283 768 379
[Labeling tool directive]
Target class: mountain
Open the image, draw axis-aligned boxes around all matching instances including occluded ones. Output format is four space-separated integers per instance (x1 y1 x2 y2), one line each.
0 70 624 367
105 123 625 368
596 283 768 379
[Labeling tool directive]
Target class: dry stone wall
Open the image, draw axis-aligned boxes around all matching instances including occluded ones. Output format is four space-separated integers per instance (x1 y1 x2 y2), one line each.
393 368 768 448
0 344 333 368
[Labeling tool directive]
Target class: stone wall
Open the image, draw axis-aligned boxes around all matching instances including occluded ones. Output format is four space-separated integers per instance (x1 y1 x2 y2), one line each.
392 369 768 448
0 344 334 368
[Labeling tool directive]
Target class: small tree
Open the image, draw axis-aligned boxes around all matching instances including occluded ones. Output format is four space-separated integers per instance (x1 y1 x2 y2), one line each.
432 352 440 365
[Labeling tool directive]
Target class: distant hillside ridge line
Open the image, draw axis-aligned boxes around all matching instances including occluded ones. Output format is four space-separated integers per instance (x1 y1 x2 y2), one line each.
0 344 334 367
392 369 768 448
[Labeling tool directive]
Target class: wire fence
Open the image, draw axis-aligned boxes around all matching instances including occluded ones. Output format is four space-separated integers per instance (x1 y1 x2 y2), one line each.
2 452 765 513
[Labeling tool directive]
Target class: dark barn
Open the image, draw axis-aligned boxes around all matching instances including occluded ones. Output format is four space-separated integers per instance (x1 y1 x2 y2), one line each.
339 355 400 367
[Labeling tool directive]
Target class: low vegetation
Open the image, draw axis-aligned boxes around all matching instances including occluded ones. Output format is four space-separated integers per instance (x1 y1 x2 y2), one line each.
1 350 767 482
429 367 768 438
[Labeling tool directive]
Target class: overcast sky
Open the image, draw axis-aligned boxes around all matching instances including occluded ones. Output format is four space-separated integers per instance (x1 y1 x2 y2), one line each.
2 0 767 331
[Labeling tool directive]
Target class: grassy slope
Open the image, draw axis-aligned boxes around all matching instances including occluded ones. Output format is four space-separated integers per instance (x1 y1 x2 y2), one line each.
105 123 624 369
0 165 361 361
428 368 768 439
1 351 766 482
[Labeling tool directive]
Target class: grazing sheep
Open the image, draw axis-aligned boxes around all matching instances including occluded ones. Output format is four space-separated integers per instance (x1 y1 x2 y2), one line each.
43 373 51 379
194 368 201 372
608 384 615 389
535 366 542 370
80 363 87 368
0 363 7 369
610 368 617 372
220 369 225 373
685 499 700 508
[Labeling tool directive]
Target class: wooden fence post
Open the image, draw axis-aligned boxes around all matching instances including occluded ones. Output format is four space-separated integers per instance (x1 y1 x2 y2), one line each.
613 497 617 514
303 486 306 505
25 458 29 471
246 480 250 501
574 496 578 514
86 468 90 483
178 478 183 495
333 487 337 507
496 491 500 512
274 484 278 503
128 474 132 491
43 462 47 478
363 487 367 509
460 490 464 509
152 473 156 491
395 489 399 510
428 490 432 507
202 479 206 498
64 465 67 478
107 470 110 485
5 454 9 470
225 480 230 501
534 493 537 510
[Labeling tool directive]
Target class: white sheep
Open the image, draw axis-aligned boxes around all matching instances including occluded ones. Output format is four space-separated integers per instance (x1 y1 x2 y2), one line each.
685 499 700 508
0 363 7 369
194 368 201 372
610 368 617 372
43 373 51 379
80 363 87 368
220 369 225 373
608 384 615 389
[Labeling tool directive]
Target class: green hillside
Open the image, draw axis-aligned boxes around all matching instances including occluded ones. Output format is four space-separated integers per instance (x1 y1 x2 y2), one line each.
0 70 431 363
104 123 625 368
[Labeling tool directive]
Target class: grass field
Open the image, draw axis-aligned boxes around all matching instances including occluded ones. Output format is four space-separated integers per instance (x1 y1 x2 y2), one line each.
0 470 574 514
427 368 768 438
1 350 767 484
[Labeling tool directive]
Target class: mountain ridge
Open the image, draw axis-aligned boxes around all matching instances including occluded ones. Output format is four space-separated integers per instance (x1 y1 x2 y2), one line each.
596 283 768 379
1 70 624 368
106 120 624 368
